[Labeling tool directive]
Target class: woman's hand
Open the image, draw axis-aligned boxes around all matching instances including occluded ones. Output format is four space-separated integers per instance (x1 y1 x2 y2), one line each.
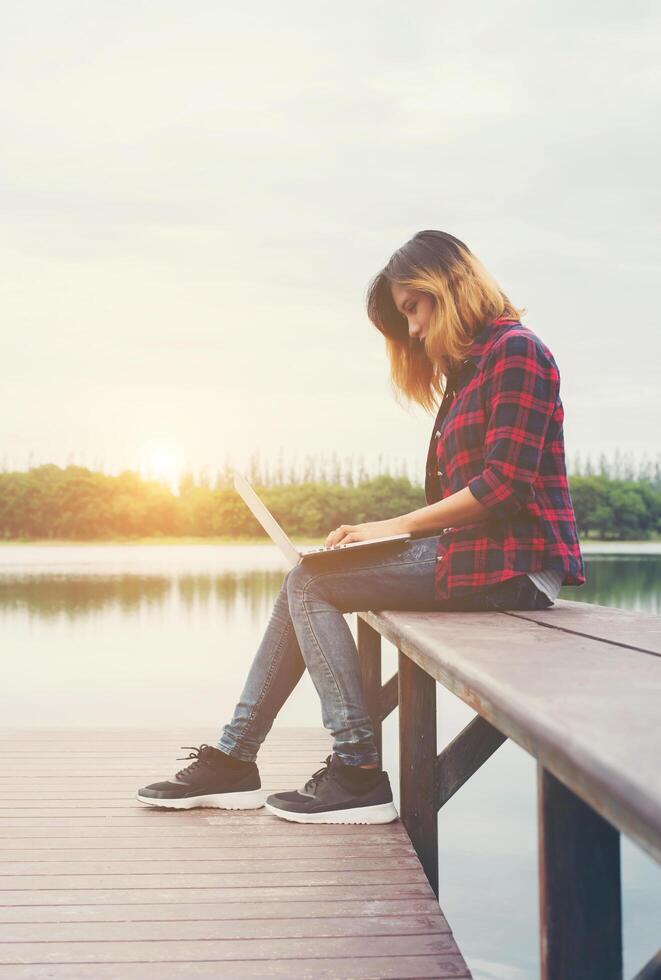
324 516 409 549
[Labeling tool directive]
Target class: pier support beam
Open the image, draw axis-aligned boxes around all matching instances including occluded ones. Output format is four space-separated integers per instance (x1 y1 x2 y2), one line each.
537 764 622 980
357 617 383 762
398 650 439 896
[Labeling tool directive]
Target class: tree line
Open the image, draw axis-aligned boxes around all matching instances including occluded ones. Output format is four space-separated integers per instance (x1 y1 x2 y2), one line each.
5 447 661 490
0 461 659 541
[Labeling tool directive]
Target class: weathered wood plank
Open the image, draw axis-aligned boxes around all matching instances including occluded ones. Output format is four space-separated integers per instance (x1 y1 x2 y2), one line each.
0 727 329 738
505 598 661 656
2 844 413 859
361 609 661 864
0 825 409 840
0 856 420 874
0 957 470 978
0 914 447 941
0 933 458 964
0 897 444 924
0 765 325 776
0 883 436 906
0 870 428 889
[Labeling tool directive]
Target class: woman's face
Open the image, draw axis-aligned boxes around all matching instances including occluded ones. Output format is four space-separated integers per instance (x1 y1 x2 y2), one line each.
390 283 434 342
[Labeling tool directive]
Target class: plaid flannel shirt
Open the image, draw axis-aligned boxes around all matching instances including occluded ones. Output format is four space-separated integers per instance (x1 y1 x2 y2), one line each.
424 317 586 601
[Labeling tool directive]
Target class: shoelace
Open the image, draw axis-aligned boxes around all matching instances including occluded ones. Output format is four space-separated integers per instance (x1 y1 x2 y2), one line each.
303 754 335 794
174 744 215 780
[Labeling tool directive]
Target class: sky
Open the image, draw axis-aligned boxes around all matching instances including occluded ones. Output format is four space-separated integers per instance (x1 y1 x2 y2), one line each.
2 0 660 487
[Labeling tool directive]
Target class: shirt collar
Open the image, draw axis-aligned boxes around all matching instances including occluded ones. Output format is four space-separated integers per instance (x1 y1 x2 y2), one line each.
462 316 521 369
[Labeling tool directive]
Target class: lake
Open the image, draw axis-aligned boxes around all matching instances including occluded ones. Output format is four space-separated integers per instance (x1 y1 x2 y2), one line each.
1 542 660 980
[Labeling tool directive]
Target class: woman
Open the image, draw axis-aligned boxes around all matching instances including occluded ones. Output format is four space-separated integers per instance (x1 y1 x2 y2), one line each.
137 229 585 824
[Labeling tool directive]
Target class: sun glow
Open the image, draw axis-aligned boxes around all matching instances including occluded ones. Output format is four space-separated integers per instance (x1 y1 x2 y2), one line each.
139 445 181 490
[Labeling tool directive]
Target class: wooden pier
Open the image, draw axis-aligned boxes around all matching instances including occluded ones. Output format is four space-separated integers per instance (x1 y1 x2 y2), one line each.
0 727 472 979
357 598 661 980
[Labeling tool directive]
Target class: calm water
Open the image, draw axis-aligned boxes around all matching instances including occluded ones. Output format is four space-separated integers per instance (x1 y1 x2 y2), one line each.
1 543 660 979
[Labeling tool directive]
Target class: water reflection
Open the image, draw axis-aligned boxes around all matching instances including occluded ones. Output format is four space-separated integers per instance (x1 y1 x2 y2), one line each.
562 556 661 614
179 571 284 620
0 570 284 621
2 555 659 619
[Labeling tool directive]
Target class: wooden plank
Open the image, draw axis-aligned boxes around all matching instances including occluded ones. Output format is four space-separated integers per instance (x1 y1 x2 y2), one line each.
0 856 420 874
0 884 436 906
0 818 419 830
0 727 329 737
361 609 661 864
0 933 458 964
0 838 412 856
0 764 326 775
0 957 471 978
0 870 427 889
0 897 444 924
505 598 661 656
538 765 622 980
0 825 409 840
0 914 447 941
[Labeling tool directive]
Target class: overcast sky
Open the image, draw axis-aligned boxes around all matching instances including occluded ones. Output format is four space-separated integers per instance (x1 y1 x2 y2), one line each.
2 1 659 486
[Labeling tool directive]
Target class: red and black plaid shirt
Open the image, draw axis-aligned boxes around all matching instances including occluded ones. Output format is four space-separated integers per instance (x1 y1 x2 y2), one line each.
424 316 586 601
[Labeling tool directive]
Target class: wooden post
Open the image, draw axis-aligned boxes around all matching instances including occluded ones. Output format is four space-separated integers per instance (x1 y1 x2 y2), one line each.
357 617 383 763
398 649 438 896
538 764 622 980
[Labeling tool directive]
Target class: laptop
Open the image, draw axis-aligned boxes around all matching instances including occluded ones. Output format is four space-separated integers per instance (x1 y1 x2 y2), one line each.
232 470 411 567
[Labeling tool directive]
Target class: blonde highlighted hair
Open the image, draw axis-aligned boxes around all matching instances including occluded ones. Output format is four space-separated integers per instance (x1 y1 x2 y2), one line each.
366 230 526 412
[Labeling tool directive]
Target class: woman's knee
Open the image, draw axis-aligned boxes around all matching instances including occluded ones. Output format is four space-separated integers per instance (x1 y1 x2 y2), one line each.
284 563 309 600
285 562 326 609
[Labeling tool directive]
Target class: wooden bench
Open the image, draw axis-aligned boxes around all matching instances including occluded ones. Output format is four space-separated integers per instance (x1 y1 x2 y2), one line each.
357 598 661 980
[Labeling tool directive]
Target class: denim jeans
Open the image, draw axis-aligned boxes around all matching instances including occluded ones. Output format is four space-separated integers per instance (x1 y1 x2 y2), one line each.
216 534 553 766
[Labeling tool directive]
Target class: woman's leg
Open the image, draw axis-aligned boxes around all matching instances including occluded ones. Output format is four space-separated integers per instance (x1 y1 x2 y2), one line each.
284 535 443 767
216 575 307 761
217 535 442 765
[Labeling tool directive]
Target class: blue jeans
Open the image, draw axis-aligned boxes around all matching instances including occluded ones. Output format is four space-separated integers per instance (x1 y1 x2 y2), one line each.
217 534 553 766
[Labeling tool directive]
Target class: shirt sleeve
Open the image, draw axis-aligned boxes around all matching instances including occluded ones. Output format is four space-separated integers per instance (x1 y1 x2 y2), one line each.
467 331 560 521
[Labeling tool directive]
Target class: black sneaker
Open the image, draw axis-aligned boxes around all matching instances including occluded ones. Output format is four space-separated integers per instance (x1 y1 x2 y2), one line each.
264 754 398 824
136 744 264 810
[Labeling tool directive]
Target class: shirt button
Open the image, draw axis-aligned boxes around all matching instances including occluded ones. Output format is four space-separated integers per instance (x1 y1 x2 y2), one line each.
435 430 441 438
437 469 444 477
436 554 446 562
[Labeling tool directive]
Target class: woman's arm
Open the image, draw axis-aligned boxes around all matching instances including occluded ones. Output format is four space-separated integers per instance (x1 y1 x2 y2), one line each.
398 486 490 534
325 488 489 547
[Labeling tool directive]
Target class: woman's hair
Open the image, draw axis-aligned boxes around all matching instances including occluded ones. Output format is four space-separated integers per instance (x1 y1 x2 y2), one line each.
365 230 526 412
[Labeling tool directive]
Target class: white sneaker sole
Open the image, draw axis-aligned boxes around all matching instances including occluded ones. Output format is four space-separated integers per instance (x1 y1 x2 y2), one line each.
264 800 399 825
136 789 266 810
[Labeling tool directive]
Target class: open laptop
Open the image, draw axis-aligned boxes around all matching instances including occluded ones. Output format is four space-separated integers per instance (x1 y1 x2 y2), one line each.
233 470 411 567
